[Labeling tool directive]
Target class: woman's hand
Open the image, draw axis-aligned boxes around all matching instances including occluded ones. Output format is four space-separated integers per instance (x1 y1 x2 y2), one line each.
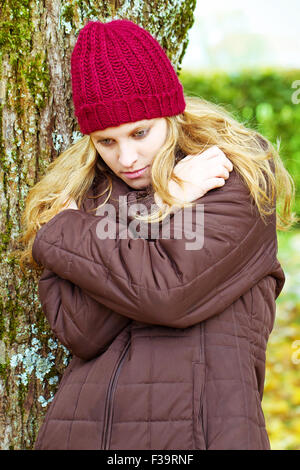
168 145 233 204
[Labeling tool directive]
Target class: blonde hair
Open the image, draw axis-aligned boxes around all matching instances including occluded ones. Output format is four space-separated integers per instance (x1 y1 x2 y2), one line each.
15 95 298 273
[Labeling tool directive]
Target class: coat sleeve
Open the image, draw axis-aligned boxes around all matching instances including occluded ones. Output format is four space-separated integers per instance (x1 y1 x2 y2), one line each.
37 267 130 361
32 170 285 328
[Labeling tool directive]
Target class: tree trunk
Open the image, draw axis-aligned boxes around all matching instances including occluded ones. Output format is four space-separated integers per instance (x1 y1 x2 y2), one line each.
0 0 196 450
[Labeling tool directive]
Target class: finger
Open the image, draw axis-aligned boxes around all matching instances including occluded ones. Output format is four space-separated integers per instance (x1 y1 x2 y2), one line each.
222 157 233 172
208 152 233 172
207 145 221 155
199 146 220 159
200 163 230 181
207 147 233 172
222 169 230 179
206 177 226 190
218 166 230 179
199 145 226 162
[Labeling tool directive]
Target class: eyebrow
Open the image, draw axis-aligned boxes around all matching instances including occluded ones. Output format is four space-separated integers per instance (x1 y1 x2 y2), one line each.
94 122 152 139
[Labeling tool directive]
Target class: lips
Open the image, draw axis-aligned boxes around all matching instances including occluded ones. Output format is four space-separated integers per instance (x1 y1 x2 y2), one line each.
122 165 149 179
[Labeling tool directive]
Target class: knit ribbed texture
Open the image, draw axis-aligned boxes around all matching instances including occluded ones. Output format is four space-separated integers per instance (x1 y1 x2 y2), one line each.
71 19 186 134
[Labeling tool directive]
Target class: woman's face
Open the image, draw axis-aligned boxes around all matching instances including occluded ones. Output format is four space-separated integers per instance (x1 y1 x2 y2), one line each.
90 117 168 189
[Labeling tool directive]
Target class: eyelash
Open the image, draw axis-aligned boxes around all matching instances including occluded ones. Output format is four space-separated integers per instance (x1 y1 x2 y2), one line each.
97 129 149 146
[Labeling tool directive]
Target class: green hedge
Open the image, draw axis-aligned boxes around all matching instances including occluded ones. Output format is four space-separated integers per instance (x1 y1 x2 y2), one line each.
180 69 300 220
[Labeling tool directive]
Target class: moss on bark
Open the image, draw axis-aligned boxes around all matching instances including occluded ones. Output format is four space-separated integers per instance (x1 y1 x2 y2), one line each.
0 0 196 449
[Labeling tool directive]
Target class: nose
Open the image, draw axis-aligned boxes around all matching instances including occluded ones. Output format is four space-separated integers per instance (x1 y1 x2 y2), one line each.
118 145 138 169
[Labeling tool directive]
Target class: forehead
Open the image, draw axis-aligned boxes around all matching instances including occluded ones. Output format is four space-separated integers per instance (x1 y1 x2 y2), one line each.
91 119 156 137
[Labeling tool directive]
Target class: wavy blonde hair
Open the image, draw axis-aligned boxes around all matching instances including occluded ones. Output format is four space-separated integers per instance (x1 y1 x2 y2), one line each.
15 95 298 273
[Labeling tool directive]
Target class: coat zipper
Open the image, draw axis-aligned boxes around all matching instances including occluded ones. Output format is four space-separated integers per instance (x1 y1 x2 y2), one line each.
199 322 205 363
101 339 131 450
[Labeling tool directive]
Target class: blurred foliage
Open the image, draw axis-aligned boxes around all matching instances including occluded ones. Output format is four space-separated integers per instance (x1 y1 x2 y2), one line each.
180 69 300 218
180 70 300 449
263 229 300 450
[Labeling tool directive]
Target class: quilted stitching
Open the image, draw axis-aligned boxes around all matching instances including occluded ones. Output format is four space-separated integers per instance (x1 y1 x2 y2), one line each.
33 172 285 450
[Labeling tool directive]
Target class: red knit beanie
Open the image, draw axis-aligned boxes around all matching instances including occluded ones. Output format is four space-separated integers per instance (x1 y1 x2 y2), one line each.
71 19 186 134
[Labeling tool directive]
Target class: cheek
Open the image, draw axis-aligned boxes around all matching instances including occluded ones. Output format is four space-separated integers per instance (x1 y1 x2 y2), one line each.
96 150 113 168
152 126 168 150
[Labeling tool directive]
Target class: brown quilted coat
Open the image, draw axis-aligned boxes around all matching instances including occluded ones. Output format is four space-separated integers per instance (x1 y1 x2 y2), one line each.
32 164 285 450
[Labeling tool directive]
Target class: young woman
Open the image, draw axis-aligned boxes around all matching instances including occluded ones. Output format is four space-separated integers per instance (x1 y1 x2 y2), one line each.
18 19 296 450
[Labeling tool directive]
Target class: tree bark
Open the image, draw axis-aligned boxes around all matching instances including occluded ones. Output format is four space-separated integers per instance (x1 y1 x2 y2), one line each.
0 0 196 450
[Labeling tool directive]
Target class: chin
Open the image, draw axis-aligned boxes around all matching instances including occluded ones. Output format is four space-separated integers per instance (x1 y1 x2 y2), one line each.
122 176 152 190
126 180 149 190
